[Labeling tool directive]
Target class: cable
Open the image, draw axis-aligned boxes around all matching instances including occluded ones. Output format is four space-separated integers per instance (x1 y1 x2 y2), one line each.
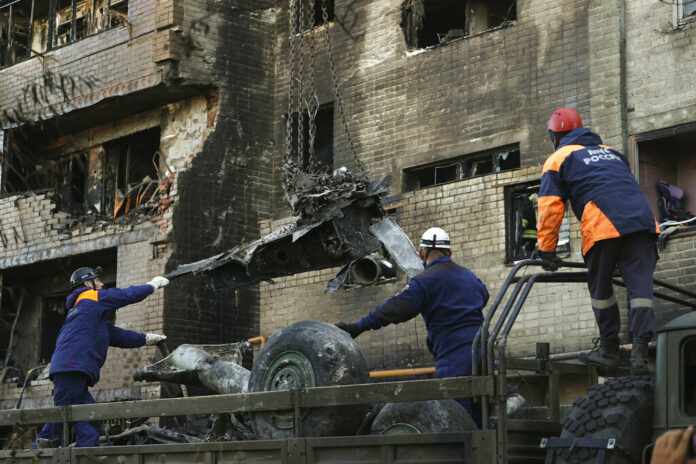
659 215 696 229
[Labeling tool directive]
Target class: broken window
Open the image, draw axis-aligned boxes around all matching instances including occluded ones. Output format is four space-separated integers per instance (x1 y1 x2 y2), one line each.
401 0 516 49
1 127 161 219
289 103 334 169
293 0 334 34
504 182 571 263
0 250 116 370
634 124 696 223
0 0 127 69
403 144 520 191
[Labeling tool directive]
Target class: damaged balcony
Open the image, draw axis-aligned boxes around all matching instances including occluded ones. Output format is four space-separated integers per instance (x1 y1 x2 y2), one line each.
0 0 127 69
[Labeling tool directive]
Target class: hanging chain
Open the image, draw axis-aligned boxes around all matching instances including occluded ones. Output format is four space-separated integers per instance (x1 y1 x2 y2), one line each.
285 0 299 165
321 0 365 173
296 2 306 166
306 0 319 170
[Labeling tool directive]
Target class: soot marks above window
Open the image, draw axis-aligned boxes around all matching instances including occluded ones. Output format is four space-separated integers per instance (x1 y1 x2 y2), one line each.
403 144 520 191
401 0 516 49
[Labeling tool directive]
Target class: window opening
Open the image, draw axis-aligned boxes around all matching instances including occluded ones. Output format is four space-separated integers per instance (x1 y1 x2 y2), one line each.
1 127 160 219
504 182 571 263
0 250 116 370
0 0 127 69
403 144 520 191
401 0 516 49
634 125 696 223
289 103 334 170
294 0 333 34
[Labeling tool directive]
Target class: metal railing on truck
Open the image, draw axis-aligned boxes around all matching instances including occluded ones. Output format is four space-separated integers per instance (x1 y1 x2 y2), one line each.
471 259 696 464
0 375 496 464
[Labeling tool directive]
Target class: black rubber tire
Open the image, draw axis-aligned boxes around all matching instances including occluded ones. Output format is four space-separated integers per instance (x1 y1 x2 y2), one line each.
370 399 478 435
554 376 654 464
247 321 370 439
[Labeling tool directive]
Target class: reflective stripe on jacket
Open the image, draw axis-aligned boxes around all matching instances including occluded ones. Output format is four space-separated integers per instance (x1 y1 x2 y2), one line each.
538 128 659 255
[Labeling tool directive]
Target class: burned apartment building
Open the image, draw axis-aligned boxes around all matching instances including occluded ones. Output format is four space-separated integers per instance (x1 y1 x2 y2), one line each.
1 0 696 413
0 0 275 409
258 0 696 393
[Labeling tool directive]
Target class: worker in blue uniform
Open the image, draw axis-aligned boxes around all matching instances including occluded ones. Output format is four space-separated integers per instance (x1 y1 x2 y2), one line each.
32 267 169 448
336 227 489 427
537 108 660 375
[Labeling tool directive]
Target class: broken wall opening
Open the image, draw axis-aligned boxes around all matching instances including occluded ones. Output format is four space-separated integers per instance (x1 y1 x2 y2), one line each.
634 124 696 222
0 248 116 371
293 0 334 34
0 0 127 69
401 0 516 49
402 144 520 191
1 126 161 219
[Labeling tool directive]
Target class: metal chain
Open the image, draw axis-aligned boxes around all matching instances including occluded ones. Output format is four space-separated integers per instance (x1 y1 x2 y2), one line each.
296 2 306 166
285 0 298 165
306 0 319 169
321 0 365 173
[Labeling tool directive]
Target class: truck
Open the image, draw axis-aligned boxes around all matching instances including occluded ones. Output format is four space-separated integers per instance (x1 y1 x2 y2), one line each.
1 259 694 464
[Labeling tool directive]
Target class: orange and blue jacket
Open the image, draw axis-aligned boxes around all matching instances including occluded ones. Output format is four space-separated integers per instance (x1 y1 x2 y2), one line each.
538 128 659 256
50 285 153 386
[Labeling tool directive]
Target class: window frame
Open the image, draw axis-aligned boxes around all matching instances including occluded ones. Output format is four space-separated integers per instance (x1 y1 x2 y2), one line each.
673 0 696 28
402 144 520 192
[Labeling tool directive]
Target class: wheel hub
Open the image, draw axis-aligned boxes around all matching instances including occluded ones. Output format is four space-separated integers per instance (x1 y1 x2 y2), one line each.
262 351 316 429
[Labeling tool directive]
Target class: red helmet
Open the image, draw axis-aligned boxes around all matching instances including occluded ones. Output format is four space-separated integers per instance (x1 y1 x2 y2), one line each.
547 108 583 132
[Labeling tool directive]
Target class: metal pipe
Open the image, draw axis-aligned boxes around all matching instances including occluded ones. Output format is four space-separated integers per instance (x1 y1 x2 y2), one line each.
47 0 55 50
247 336 266 349
369 367 435 379
26 0 34 58
4 289 24 365
70 0 76 43
6 4 13 67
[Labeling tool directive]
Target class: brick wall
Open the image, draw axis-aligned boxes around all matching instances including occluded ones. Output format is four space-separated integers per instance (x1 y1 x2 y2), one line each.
260 167 599 367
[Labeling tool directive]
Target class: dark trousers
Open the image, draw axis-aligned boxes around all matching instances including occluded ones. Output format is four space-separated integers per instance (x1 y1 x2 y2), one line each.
583 232 657 342
33 372 100 448
435 343 482 428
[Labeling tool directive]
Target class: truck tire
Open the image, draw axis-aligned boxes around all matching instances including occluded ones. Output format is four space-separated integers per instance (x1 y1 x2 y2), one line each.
248 321 370 439
554 376 654 464
370 399 477 435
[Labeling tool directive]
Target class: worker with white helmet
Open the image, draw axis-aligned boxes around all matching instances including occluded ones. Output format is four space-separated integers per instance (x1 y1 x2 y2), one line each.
336 227 489 427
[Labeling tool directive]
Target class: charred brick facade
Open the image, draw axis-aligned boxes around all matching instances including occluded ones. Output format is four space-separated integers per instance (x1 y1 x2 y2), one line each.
1 0 695 418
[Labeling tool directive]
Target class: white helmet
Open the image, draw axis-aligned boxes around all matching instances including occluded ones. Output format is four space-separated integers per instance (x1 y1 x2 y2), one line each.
419 227 451 249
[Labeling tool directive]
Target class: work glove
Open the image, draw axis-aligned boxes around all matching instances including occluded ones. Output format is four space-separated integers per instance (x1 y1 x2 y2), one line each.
335 322 364 339
145 333 167 345
147 276 169 290
538 251 562 272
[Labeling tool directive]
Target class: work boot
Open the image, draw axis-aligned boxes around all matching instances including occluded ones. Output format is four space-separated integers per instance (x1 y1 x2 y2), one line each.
630 340 650 375
578 338 620 375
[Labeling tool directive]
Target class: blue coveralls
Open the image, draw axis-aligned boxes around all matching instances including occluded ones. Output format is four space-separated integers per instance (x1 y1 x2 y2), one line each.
538 128 660 343
34 285 153 448
355 256 488 427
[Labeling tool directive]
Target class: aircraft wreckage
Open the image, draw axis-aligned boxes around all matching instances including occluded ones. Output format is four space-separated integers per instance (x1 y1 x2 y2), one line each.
165 162 422 293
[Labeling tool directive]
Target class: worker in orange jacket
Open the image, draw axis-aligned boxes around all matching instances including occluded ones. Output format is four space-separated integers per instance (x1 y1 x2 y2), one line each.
537 108 660 375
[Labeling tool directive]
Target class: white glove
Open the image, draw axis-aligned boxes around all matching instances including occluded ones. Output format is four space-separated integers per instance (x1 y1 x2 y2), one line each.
148 276 169 290
145 333 167 345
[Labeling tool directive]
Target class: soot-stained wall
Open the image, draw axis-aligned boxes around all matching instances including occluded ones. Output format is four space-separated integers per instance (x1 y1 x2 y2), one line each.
164 0 276 347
